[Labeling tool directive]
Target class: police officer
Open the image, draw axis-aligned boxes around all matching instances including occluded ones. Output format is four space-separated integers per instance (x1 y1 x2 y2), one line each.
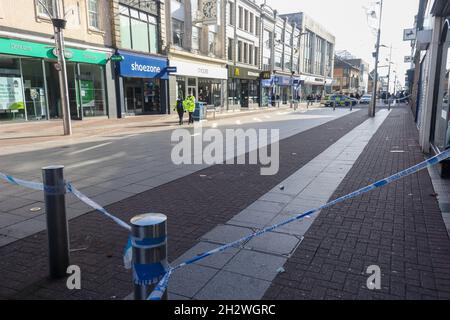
183 94 196 124
174 96 184 125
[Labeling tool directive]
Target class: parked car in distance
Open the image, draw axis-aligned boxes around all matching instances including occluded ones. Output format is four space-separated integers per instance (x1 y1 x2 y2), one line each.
321 94 358 107
359 94 372 104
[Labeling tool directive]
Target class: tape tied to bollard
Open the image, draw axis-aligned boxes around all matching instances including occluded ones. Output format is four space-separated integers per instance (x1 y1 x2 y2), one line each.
147 148 450 300
133 261 170 286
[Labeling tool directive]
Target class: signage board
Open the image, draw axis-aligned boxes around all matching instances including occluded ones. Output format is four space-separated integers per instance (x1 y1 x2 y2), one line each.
118 51 168 79
403 28 416 41
0 76 24 110
404 56 413 63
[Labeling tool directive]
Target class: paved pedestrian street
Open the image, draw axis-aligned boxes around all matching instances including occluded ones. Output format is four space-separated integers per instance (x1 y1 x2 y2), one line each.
1 104 450 301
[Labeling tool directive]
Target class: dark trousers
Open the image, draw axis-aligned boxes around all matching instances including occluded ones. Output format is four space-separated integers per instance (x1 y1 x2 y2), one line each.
177 110 184 124
188 112 194 124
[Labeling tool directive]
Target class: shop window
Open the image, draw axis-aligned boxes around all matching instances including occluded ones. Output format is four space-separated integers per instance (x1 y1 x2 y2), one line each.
78 64 106 117
21 58 48 121
176 77 186 100
199 79 222 107
87 0 100 30
120 12 132 49
172 18 184 47
36 0 54 18
0 57 25 121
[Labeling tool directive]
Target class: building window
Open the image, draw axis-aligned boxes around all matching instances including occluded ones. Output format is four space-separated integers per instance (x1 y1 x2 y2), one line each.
36 0 54 18
275 50 282 69
119 4 159 54
244 43 248 63
249 45 253 65
227 1 233 26
192 26 200 51
208 32 217 55
172 18 184 47
244 9 248 31
238 40 242 62
255 17 260 36
302 31 313 74
254 47 259 66
250 12 254 34
228 38 233 61
238 6 243 29
87 0 100 30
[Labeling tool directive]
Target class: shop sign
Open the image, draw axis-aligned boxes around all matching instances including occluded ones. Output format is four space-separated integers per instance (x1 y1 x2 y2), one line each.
0 38 108 64
170 60 227 79
260 71 271 80
403 28 416 41
229 67 260 79
118 51 168 79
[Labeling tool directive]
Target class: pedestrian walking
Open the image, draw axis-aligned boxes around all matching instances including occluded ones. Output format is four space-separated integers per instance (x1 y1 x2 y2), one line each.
183 94 196 124
174 97 185 125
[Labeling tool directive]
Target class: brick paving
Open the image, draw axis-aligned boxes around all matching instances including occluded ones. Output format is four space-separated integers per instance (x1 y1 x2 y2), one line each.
264 105 450 300
0 109 368 300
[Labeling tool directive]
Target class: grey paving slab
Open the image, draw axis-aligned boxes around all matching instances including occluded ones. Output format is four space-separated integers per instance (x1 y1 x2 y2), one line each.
223 249 287 282
228 209 281 229
267 213 316 236
172 241 239 270
245 232 300 256
168 293 190 300
194 270 272 300
8 202 46 219
0 197 40 212
0 234 19 247
259 192 296 204
0 218 47 239
247 200 285 214
201 225 254 244
168 264 218 298
0 212 28 228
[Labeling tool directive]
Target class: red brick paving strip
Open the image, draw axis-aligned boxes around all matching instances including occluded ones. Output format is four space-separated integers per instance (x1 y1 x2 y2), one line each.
264 106 450 300
0 110 369 300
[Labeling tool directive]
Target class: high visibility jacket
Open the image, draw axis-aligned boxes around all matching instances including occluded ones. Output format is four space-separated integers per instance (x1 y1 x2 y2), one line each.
183 96 196 112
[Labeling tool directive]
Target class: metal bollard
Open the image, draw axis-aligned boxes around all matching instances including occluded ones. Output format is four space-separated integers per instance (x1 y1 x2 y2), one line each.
42 165 70 279
131 213 168 300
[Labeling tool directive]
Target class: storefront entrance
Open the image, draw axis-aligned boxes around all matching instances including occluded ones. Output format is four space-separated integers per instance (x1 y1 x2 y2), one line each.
125 80 144 115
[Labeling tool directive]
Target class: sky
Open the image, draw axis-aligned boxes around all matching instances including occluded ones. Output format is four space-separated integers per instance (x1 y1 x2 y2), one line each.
263 0 419 88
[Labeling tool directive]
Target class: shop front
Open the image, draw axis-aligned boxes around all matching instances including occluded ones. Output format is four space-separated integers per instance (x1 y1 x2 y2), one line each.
0 37 109 122
169 59 227 109
428 19 450 177
299 75 332 99
227 66 261 109
116 50 169 116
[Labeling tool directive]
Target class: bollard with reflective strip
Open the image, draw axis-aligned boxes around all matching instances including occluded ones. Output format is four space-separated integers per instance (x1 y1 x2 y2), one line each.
130 213 169 300
42 165 70 279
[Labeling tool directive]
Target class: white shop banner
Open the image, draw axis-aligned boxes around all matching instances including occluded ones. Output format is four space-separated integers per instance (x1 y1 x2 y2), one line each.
170 60 228 79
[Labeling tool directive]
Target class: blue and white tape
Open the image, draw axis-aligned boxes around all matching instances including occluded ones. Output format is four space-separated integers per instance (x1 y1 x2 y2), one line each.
147 148 450 300
67 183 132 231
0 172 44 191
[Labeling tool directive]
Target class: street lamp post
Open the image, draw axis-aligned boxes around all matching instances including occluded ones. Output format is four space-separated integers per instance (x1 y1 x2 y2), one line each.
38 0 72 135
369 0 384 117
386 44 393 110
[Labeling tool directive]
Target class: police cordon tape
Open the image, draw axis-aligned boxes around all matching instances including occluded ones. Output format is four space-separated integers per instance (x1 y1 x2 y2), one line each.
1 146 450 300
147 147 450 300
0 172 131 231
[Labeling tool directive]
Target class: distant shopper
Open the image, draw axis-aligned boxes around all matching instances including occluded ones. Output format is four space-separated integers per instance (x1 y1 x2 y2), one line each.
175 97 184 125
307 94 313 108
183 94 196 124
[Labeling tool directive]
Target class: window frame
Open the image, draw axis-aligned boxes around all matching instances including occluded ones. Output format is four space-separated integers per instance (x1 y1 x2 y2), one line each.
87 0 101 31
